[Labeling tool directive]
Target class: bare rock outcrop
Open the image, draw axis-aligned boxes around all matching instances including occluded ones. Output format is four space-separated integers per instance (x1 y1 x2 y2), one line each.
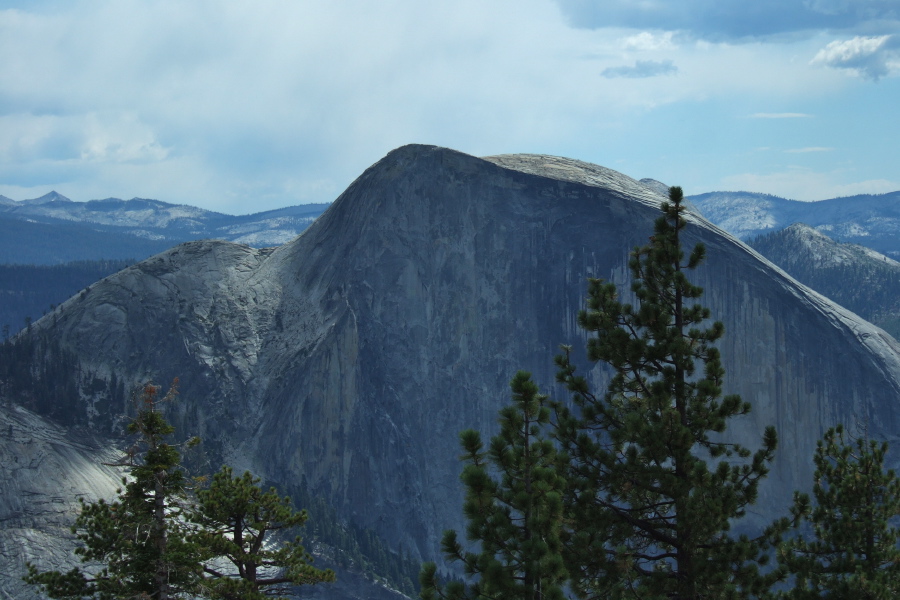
5 145 900 598
0 403 120 599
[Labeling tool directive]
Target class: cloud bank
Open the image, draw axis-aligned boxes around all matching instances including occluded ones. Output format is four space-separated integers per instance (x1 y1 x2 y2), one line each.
812 34 900 79
0 0 897 211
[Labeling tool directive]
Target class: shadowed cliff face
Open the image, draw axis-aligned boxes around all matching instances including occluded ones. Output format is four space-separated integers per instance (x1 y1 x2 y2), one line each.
8 145 900 585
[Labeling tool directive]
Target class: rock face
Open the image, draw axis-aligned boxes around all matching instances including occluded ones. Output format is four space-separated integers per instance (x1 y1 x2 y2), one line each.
0 403 121 599
6 145 900 596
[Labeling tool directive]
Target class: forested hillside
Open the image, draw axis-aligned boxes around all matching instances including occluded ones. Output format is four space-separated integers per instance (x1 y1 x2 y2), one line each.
749 223 900 339
0 260 134 337
0 198 329 264
689 190 900 257
0 217 172 264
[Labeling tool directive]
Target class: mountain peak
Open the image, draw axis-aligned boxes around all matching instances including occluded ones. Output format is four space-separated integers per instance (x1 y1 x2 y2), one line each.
689 190 900 258
6 143 900 599
749 221 900 338
639 178 670 196
23 191 73 205
754 221 900 270
781 222 828 239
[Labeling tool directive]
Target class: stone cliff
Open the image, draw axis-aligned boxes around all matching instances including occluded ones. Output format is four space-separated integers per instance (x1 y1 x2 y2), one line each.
5 144 900 597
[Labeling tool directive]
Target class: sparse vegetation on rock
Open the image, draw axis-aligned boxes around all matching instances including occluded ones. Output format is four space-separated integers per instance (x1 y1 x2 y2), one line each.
24 381 334 600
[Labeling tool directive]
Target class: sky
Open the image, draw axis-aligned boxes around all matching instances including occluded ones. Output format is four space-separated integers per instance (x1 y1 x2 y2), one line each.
1 0 899 214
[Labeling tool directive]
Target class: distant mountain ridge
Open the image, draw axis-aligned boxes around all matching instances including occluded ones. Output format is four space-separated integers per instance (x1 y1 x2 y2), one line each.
688 190 900 257
9 183 900 264
6 144 900 599
0 192 330 264
748 223 900 340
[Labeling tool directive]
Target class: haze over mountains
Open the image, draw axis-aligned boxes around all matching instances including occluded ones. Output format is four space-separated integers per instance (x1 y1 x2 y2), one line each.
0 192 329 264
3 144 900 599
747 223 900 341
0 194 329 336
689 190 900 257
7 181 900 266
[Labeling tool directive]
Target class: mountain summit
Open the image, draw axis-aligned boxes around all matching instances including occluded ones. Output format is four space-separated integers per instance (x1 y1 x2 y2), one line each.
4 144 900 598
23 191 73 205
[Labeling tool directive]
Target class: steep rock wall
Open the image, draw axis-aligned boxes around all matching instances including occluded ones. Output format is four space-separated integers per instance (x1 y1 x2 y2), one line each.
7 144 900 583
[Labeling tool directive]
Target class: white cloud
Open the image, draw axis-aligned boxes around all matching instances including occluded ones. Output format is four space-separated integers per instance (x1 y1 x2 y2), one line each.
622 31 677 51
0 112 168 165
79 113 169 163
811 34 900 80
5 0 634 210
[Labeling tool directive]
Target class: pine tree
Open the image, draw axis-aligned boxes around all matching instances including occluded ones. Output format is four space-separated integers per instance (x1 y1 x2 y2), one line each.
192 466 336 600
554 187 781 599
778 425 900 599
420 371 569 600
25 381 337 600
24 380 202 600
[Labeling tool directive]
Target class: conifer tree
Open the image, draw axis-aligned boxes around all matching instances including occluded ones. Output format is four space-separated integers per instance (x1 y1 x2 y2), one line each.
193 466 336 600
25 380 202 600
778 425 900 599
420 371 569 600
25 381 336 600
554 187 781 599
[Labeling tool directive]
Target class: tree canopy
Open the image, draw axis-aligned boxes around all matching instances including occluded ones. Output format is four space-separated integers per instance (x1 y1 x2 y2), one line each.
420 371 568 600
779 424 900 599
25 381 334 600
25 381 201 600
552 186 782 599
425 187 791 600
194 466 335 600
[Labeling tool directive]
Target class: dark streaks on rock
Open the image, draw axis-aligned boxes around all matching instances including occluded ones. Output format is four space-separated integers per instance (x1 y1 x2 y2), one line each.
4 144 900 598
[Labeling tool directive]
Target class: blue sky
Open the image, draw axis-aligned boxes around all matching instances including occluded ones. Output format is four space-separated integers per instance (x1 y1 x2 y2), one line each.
1 0 898 214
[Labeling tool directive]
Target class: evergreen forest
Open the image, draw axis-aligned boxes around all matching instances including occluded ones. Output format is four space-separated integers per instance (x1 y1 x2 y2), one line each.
749 227 900 340
0 259 135 339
